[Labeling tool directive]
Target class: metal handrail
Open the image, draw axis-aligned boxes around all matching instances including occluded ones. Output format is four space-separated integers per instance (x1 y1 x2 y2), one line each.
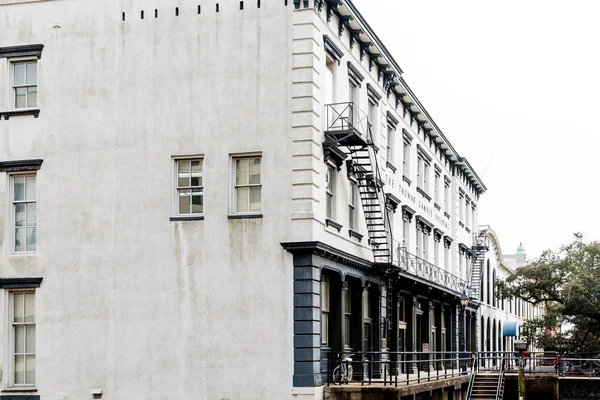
325 102 370 141
394 245 467 294
466 353 478 399
495 353 506 400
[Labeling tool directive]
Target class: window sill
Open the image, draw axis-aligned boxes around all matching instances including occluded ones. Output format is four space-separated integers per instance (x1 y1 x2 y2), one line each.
228 214 263 220
416 187 432 201
434 203 441 211
170 215 204 221
1 388 37 393
402 175 412 185
386 161 397 173
0 109 40 120
348 229 363 241
325 218 343 232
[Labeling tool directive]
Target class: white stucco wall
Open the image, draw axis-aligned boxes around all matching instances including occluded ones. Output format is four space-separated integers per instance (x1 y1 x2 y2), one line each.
0 1 295 399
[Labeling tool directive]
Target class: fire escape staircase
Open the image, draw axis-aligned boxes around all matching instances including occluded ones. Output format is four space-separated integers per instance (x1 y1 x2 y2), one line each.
468 231 489 300
324 102 393 265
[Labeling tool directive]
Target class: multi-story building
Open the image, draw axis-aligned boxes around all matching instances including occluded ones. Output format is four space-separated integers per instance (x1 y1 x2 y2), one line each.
0 1 497 399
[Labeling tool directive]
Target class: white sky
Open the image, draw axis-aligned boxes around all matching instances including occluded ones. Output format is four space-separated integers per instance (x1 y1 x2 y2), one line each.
352 0 600 259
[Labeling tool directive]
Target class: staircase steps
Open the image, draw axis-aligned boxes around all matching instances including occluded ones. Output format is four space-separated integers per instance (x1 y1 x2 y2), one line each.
469 374 504 400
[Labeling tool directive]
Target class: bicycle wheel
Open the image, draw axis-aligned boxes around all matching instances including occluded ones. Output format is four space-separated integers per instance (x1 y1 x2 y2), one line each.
332 366 342 385
347 365 353 382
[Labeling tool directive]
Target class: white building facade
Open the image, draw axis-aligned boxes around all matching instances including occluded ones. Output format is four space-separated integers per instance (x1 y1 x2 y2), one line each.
0 1 494 399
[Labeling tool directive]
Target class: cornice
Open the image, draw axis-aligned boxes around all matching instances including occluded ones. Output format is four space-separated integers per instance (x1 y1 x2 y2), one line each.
323 35 344 64
347 61 365 85
281 240 372 270
0 44 44 59
0 159 43 172
0 277 43 289
367 83 382 104
386 110 399 128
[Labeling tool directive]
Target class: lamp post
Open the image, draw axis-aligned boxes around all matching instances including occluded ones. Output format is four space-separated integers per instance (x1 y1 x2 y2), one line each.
460 291 470 373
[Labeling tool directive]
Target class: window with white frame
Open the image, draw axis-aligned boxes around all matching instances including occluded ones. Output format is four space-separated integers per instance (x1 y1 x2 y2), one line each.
233 156 261 214
12 174 36 253
415 226 421 257
444 245 449 270
10 291 36 387
465 200 470 227
403 141 410 177
387 127 394 164
434 240 439 266
459 195 464 223
326 165 336 220
343 285 352 347
321 276 330 346
444 181 450 213
368 101 377 146
434 173 440 204
417 157 423 189
423 162 430 193
422 231 428 260
175 158 203 215
402 218 409 249
471 206 476 231
12 61 37 109
348 180 357 230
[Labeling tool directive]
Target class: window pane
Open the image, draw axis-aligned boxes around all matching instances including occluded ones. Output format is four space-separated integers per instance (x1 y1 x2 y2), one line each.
14 293 24 323
235 159 248 185
15 325 25 353
14 176 25 201
15 228 26 252
25 176 36 201
14 355 24 384
190 160 202 187
177 160 190 187
26 203 36 226
326 194 332 219
25 294 34 323
26 63 37 85
26 228 36 252
15 203 26 227
27 87 37 108
236 187 249 212
178 189 191 214
249 158 261 184
249 186 261 212
191 189 203 214
25 354 35 385
26 325 35 353
15 87 26 108
14 63 25 85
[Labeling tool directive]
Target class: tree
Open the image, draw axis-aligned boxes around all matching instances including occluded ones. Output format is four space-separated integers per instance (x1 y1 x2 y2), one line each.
497 234 600 353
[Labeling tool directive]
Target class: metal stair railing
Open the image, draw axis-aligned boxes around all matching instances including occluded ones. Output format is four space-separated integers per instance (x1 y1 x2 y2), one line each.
468 231 488 300
495 353 506 400
466 353 478 400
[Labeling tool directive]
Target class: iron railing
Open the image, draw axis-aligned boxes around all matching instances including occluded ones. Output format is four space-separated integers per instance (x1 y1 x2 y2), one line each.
394 244 467 294
324 102 370 141
476 351 559 374
325 350 474 387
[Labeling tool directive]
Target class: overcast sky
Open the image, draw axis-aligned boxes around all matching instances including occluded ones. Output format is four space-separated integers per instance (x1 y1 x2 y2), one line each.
352 0 600 259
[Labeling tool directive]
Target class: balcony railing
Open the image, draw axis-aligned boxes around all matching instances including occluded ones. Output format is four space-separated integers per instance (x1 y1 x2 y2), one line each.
324 102 371 146
393 243 467 294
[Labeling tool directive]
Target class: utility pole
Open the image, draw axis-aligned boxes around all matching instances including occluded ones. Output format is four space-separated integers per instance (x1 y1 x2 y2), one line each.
515 340 527 400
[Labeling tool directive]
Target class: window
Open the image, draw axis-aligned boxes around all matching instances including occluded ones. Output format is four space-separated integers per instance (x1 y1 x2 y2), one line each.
459 195 464 223
387 127 394 164
343 286 352 347
423 163 429 193
321 277 330 346
402 218 409 249
415 226 421 257
465 201 470 227
233 156 261 213
12 61 37 109
458 253 463 277
434 240 439 266
363 290 370 319
472 206 476 231
444 245 449 270
417 157 423 189
434 173 440 204
12 174 36 253
444 182 450 214
10 291 35 386
175 158 203 215
349 82 359 126
348 180 357 230
326 165 336 219
403 141 410 177
422 231 428 260
368 101 377 146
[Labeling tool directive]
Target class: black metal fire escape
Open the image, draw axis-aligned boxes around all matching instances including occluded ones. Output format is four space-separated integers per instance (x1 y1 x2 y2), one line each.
324 102 393 265
468 230 489 300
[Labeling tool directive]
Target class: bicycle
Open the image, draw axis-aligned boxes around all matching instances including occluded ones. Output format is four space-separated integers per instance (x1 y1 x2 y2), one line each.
332 354 354 385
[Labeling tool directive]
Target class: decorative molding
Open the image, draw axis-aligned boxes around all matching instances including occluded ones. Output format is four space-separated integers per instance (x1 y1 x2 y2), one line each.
385 193 400 212
458 243 469 255
0 159 43 172
434 203 441 211
402 175 412 186
416 144 432 164
347 61 365 86
434 164 442 175
366 83 381 104
359 42 371 62
402 205 415 222
459 221 464 228
444 212 450 219
459 188 465 196
0 44 44 59
386 111 399 128
338 15 352 39
415 215 433 231
444 175 451 186
443 235 453 249
0 109 40 120
228 214 263 220
349 229 363 241
386 161 396 173
0 277 43 289
323 141 347 170
0 395 40 400
281 240 372 270
323 35 344 64
349 28 362 50
325 218 343 232
416 187 431 202
402 128 413 143
433 228 444 242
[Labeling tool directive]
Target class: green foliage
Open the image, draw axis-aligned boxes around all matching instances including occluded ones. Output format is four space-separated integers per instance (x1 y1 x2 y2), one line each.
497 234 600 353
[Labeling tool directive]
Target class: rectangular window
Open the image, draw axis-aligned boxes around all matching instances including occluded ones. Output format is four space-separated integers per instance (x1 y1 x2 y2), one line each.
175 158 203 215
326 165 335 219
10 291 35 387
459 253 463 278
415 226 421 257
422 231 428 260
434 173 440 204
423 163 429 193
472 206 476 231
403 141 410 177
348 180 357 230
349 82 359 126
368 101 377 146
321 277 330 346
402 219 409 249
12 61 37 109
233 156 261 214
363 290 370 319
465 201 470 227
344 287 352 347
387 127 394 164
12 174 36 253
444 182 450 213
434 240 439 266
417 157 423 189
459 195 464 223
444 246 449 270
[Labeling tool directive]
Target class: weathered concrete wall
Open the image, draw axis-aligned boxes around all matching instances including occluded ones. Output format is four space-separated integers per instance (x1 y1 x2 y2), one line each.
504 375 559 400
0 0 295 399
